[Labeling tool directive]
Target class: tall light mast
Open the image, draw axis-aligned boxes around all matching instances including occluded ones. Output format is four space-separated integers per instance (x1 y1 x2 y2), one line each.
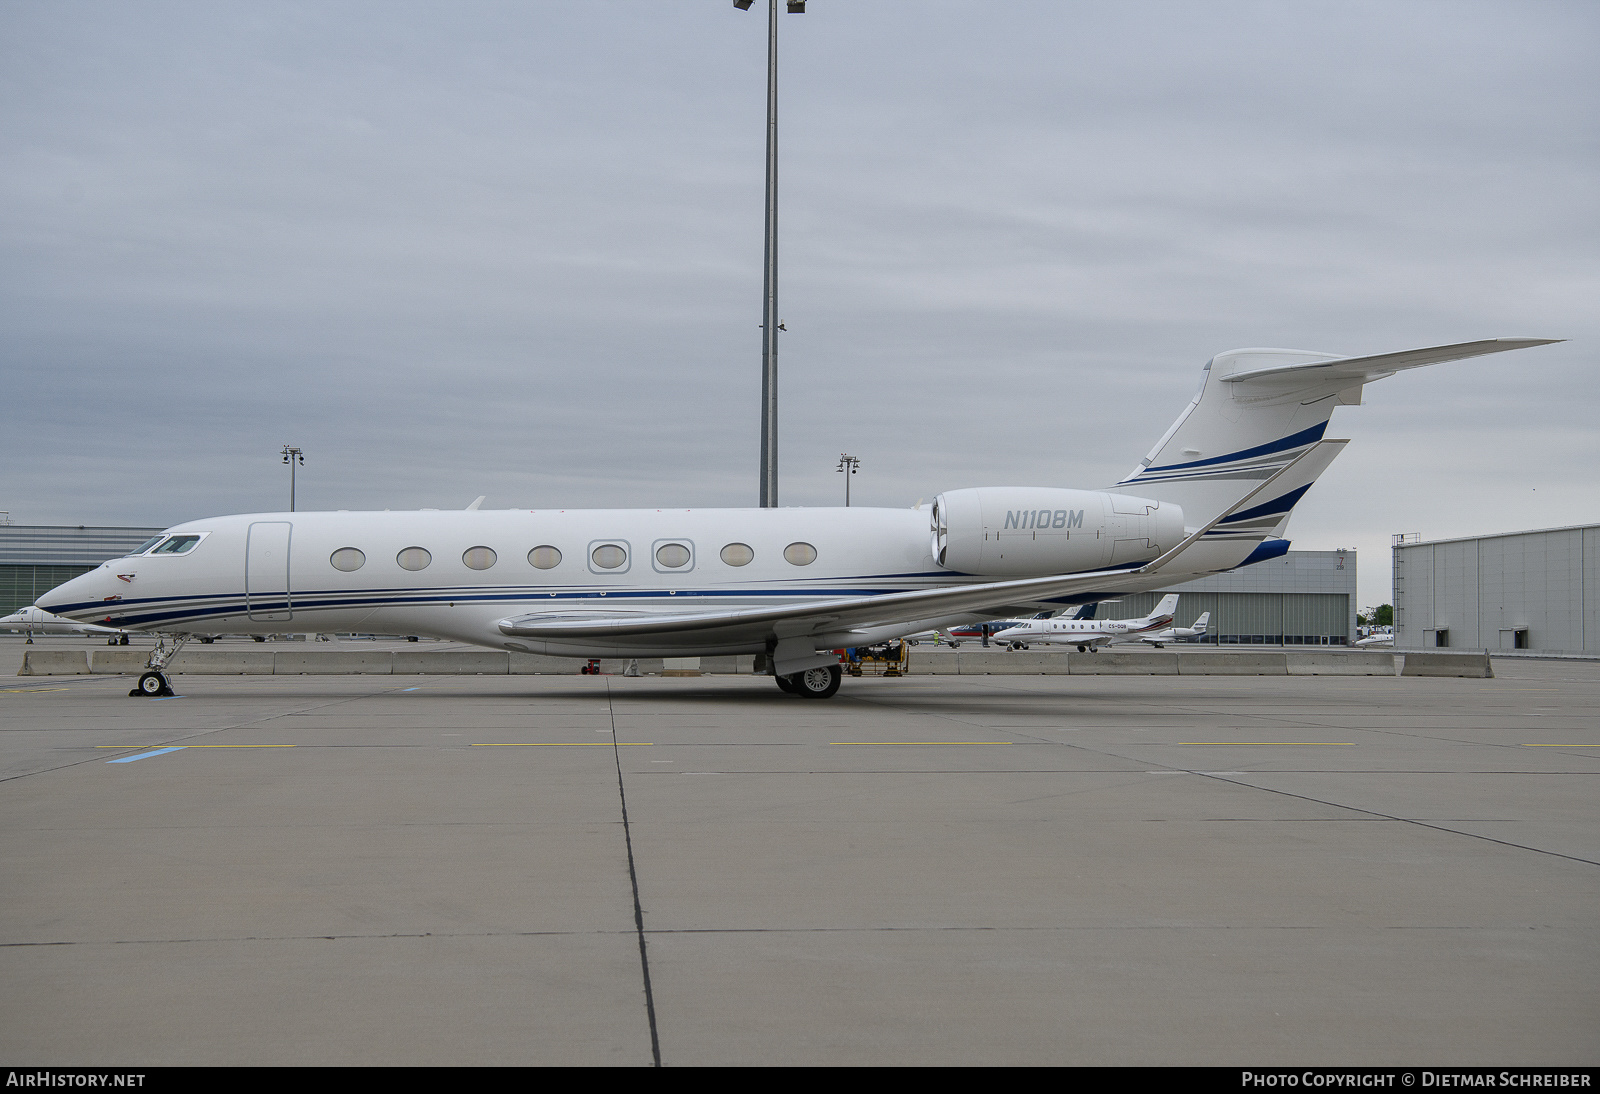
736 0 806 507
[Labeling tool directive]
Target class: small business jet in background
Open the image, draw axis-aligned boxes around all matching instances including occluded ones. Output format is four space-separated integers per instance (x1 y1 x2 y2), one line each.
999 595 1180 652
1354 630 1394 648
1 605 130 644
39 338 1557 698
1140 611 1210 648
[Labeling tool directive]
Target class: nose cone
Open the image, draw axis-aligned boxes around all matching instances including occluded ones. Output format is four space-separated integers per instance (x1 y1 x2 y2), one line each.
37 567 118 620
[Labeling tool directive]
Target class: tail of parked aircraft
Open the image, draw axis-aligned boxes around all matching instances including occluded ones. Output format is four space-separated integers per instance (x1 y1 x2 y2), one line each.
1148 594 1179 623
1110 340 1559 542
1191 611 1210 633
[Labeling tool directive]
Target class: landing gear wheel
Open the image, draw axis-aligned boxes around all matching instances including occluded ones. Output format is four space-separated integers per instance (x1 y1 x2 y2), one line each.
1076 645 1087 653
789 664 841 699
120 635 130 645
773 673 799 694
133 671 172 697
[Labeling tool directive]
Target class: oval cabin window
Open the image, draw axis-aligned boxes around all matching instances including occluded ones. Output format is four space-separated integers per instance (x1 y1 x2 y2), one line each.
720 543 754 567
591 544 627 570
655 543 691 569
528 545 562 569
783 542 817 566
397 547 432 571
330 547 366 572
462 546 497 570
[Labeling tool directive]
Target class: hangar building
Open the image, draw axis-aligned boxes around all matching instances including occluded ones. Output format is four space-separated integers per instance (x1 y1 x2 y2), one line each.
1392 524 1599 654
1072 549 1357 646
0 524 166 615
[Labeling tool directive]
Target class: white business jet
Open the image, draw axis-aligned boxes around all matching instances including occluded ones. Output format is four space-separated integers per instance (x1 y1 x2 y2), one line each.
1141 611 1210 648
0 605 130 644
39 338 1557 698
998 594 1180 652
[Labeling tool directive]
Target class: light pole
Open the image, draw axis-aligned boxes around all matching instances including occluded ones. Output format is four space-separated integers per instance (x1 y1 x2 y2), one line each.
836 453 859 506
735 0 806 507
280 445 304 512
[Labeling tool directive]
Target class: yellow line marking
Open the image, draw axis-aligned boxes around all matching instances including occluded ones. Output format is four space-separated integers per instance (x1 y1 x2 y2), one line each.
1178 742 1355 746
472 742 653 747
1 687 69 693
831 741 1012 745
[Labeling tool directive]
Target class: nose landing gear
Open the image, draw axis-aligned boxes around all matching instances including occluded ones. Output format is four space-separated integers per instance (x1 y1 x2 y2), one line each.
128 634 189 698
134 671 173 697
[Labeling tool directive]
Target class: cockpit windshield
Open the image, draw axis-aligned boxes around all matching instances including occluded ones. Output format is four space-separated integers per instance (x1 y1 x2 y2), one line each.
149 534 203 555
131 536 166 556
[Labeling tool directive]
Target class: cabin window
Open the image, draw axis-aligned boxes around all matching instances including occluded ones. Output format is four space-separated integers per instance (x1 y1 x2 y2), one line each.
528 545 562 569
655 543 691 569
591 544 627 570
151 535 202 555
397 546 432 571
720 543 754 567
330 547 366 572
462 546 497 570
783 542 817 566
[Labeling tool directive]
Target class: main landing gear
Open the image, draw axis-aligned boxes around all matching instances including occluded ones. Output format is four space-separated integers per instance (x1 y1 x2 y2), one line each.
773 664 841 699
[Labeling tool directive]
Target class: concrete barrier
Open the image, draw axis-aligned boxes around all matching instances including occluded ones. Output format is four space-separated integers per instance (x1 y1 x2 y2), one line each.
1178 651 1287 675
699 655 756 674
960 652 1066 674
1068 652 1180 675
90 650 151 674
1399 650 1494 678
169 650 277 674
662 657 702 677
274 650 393 675
1285 651 1395 676
393 650 510 675
19 650 90 675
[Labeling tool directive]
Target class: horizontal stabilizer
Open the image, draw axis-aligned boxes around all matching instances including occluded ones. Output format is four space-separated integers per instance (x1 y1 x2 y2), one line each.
1220 338 1561 388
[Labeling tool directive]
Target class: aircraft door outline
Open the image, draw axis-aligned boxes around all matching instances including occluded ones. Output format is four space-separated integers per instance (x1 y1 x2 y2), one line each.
246 521 293 621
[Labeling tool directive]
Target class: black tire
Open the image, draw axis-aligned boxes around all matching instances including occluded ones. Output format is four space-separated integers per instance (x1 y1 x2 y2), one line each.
120 635 130 645
136 671 168 696
1076 645 1087 653
789 664 841 699
773 673 799 694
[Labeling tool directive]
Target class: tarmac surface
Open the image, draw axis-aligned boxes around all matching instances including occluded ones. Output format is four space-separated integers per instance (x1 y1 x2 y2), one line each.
2 636 1596 1065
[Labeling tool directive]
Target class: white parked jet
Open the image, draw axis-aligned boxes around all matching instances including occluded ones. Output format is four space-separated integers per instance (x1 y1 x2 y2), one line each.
1140 611 1210 648
0 605 130 644
38 338 1557 698
999 595 1180 652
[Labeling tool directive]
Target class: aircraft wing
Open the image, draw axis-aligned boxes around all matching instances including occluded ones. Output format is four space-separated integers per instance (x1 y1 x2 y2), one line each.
1220 338 1561 387
499 567 1147 647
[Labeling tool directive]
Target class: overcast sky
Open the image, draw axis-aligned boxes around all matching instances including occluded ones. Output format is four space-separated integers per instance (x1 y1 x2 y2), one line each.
3 0 1595 608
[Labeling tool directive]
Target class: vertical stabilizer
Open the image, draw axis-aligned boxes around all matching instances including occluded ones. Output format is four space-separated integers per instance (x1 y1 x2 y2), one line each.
1112 339 1559 529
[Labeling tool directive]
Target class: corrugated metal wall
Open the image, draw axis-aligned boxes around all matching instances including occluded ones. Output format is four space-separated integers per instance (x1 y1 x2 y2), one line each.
1393 524 1597 652
1078 591 1351 644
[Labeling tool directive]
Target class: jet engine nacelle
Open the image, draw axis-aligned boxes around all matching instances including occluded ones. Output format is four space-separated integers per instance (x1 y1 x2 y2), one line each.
930 488 1184 577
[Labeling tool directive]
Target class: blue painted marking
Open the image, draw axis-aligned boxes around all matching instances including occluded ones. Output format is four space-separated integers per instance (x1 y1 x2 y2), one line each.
401 687 419 692
108 746 186 763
